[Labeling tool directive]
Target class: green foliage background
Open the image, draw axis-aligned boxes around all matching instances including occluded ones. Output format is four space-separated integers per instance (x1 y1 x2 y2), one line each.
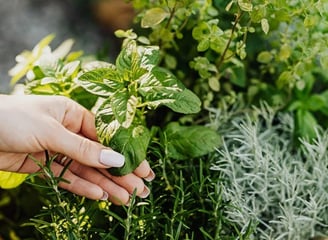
1 0 328 239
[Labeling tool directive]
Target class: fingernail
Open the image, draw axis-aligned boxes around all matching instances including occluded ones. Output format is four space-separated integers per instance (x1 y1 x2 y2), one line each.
125 198 131 207
139 186 150 198
99 149 125 167
100 191 109 201
144 169 156 182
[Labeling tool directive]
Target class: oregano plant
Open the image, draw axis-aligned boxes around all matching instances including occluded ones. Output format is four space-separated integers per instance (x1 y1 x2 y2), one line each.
8 34 220 176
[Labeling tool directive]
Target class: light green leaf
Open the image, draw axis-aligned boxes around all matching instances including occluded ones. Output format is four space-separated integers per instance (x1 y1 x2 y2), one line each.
198 39 210 52
238 0 253 12
257 51 273 63
141 7 169 28
108 125 151 176
278 44 291 61
261 18 270 34
277 71 294 89
320 52 328 69
164 122 221 160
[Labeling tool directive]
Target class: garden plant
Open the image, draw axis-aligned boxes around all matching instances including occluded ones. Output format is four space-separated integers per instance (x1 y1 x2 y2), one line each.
1 0 328 239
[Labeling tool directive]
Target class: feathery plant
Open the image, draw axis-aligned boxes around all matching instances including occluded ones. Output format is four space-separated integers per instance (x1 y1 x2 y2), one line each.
22 152 96 239
210 103 328 239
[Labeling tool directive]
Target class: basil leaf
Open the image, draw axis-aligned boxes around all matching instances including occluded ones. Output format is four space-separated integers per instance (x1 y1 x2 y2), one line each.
109 125 151 176
163 122 221 160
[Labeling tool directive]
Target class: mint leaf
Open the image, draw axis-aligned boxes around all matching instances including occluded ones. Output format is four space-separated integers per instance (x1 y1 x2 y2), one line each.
111 89 138 128
163 122 221 160
109 125 151 176
163 89 201 114
138 67 201 113
96 98 120 145
78 67 122 97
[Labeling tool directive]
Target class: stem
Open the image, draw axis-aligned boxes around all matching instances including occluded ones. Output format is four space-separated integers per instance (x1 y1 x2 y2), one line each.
216 11 244 70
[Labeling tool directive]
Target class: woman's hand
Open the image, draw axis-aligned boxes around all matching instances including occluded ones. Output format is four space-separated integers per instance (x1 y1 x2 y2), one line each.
0 94 155 205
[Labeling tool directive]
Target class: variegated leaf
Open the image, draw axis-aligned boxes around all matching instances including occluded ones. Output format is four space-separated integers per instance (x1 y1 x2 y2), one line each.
96 98 121 145
78 68 123 97
116 41 156 81
138 67 182 108
111 89 138 128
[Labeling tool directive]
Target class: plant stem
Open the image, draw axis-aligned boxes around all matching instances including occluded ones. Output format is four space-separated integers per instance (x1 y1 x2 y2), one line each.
216 11 243 70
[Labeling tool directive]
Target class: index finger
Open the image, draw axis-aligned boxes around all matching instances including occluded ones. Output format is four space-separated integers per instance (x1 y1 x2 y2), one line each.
61 97 98 141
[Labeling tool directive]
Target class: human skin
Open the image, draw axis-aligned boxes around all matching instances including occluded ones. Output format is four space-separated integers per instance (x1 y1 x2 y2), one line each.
0 94 155 205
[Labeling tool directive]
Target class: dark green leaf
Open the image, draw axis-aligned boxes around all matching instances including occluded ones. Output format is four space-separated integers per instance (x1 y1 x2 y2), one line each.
108 125 151 176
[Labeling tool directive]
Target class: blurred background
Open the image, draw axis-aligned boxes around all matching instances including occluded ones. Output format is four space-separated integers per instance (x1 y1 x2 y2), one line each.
0 0 134 93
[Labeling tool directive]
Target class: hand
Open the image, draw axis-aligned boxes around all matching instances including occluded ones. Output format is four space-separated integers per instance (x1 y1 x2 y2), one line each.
0 94 155 205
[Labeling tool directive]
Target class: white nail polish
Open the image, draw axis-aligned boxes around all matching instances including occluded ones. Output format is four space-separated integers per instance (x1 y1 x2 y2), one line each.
139 186 150 198
99 149 125 167
144 169 156 182
100 191 109 201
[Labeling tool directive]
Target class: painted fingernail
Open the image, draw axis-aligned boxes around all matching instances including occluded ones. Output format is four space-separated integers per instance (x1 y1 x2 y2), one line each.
144 169 156 182
99 149 125 167
139 186 150 198
125 198 131 207
100 191 109 201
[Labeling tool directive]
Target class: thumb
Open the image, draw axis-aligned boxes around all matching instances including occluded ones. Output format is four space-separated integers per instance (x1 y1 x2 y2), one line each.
47 124 125 168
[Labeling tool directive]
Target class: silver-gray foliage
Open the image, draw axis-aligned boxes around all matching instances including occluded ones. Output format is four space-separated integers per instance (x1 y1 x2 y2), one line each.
210 103 328 240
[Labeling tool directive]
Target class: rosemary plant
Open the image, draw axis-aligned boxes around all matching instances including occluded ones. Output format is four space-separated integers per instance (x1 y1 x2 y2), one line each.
211 103 328 239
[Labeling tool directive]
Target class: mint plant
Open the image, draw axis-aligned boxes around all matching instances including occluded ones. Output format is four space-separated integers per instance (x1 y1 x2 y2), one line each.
8 34 219 177
77 38 206 175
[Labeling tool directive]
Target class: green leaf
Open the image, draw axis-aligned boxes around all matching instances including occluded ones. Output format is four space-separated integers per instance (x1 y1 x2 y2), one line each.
32 66 45 79
138 67 181 107
96 99 121 145
225 65 246 87
78 67 122 97
295 109 318 139
138 67 201 113
304 94 327 111
116 41 154 80
111 89 138 128
261 18 270 34
141 7 169 28
237 0 253 12
257 51 273 64
108 125 151 176
277 71 294 89
164 89 201 114
163 122 221 160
